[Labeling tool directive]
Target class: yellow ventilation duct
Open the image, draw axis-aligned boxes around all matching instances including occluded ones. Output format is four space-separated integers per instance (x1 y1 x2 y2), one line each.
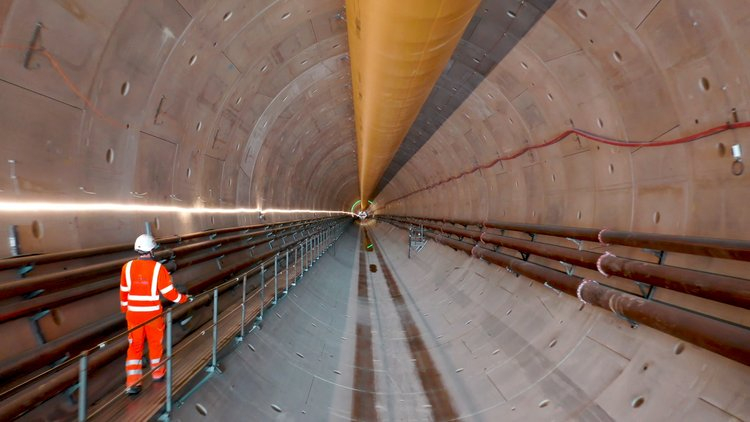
346 0 481 207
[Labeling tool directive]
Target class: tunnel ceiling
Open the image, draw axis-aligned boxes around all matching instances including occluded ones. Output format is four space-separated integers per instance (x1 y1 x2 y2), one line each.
374 0 556 197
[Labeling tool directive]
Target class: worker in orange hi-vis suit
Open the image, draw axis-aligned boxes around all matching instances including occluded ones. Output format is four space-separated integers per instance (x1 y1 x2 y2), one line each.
120 234 190 395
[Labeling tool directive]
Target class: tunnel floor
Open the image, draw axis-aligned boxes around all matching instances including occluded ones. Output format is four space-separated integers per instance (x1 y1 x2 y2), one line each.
173 223 467 421
171 222 750 421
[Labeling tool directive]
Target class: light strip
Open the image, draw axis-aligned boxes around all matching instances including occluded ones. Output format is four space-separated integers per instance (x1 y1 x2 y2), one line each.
0 201 353 216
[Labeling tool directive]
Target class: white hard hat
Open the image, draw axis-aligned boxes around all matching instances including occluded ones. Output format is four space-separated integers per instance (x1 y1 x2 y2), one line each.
134 234 157 253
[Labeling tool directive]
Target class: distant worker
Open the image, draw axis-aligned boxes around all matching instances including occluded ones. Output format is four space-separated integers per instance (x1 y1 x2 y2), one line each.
120 234 189 395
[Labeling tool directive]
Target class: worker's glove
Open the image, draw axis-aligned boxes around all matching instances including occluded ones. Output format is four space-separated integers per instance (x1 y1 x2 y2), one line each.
164 259 178 274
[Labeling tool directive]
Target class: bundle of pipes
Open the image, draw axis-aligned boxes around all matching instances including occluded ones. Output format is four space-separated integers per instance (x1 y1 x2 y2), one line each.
379 215 750 367
0 216 349 420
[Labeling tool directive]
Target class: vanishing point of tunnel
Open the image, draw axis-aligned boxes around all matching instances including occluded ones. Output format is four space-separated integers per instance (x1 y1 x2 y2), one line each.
0 0 749 421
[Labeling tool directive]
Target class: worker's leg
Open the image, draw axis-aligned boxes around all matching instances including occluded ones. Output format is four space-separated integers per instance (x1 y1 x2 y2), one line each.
125 315 146 388
145 316 166 380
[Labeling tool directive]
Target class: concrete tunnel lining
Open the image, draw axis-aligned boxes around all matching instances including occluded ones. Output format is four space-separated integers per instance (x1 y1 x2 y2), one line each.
0 0 749 420
173 223 749 421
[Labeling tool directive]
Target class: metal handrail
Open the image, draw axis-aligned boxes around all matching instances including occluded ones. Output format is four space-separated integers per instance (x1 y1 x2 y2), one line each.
0 218 348 420
81 221 345 421
0 221 336 385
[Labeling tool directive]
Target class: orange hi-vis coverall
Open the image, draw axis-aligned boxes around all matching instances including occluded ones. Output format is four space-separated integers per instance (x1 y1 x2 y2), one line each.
120 257 187 388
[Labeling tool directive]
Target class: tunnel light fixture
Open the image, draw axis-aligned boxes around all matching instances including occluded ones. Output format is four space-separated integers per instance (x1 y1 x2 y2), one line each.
0 201 354 216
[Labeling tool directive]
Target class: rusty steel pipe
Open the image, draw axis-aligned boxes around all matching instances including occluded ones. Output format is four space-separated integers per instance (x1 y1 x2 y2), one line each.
0 314 124 385
384 215 750 260
598 253 750 309
0 218 321 271
385 220 750 367
386 216 750 309
0 221 314 300
0 227 297 323
0 279 118 324
578 281 750 366
0 221 339 379
598 229 750 261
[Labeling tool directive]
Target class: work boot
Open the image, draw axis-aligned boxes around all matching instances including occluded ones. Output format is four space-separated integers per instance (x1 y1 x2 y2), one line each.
125 385 142 395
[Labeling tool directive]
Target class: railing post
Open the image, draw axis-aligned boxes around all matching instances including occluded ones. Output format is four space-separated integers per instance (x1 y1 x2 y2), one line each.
238 275 246 341
77 352 87 422
284 250 289 294
273 254 278 305
292 245 298 286
259 263 265 321
210 288 218 372
165 309 173 416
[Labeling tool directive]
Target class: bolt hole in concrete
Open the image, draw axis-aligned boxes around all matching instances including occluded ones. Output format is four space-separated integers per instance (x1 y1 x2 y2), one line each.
547 93 553 101
235 96 242 105
631 396 646 408
105 148 114 164
222 11 232 21
369 264 377 273
120 81 130 96
187 167 192 179
673 342 685 355
608 163 614 174
196 121 202 131
653 211 661 224
189 54 197 66
548 339 557 348
700 77 710 91
154 217 160 230
506 10 517 18
577 8 588 19
718 142 726 157
613 50 622 63
641 362 650 372
281 12 291 20
538 399 550 408
520 61 528 70
597 118 604 128
31 220 44 239
576 210 582 220
195 403 208 416
551 173 556 182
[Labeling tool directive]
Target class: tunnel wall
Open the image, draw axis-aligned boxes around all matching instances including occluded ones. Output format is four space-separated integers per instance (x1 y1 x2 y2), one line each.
377 0 750 242
0 0 356 256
